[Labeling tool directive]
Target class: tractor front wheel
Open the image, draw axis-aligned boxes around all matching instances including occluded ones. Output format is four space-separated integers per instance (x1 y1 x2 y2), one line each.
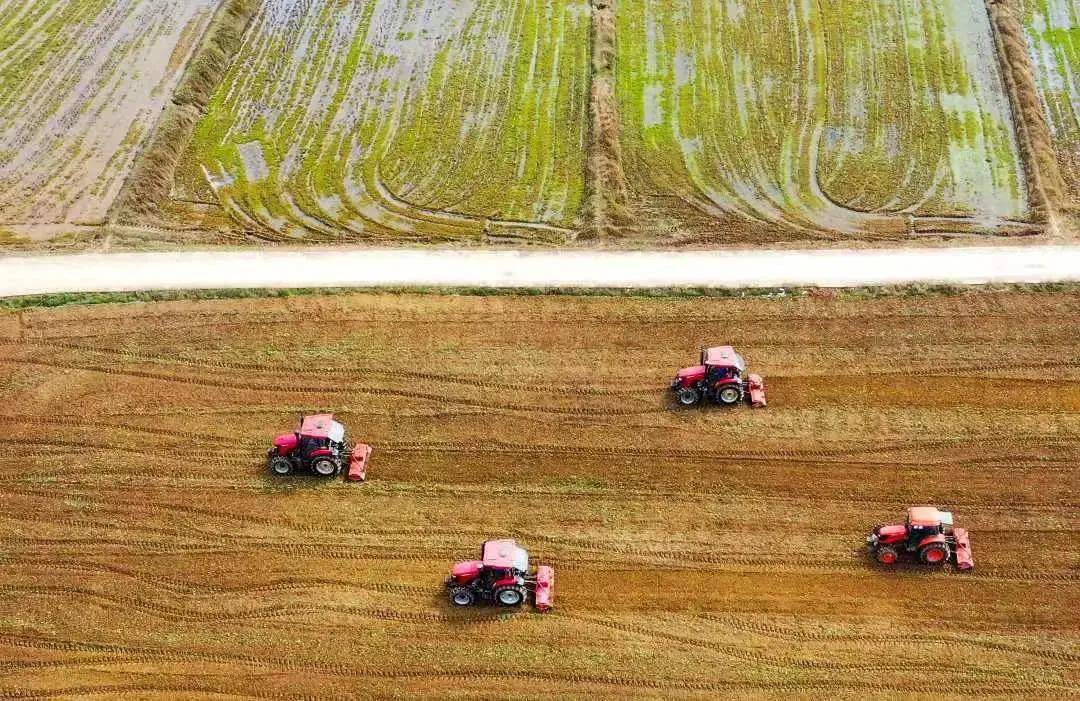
920 542 950 565
717 385 742 405
874 546 899 565
449 587 475 607
676 388 701 406
494 586 526 607
311 458 337 477
268 456 293 476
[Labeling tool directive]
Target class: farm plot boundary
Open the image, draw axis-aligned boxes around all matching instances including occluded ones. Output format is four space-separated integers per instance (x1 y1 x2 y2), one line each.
0 290 1077 697
17 0 1077 246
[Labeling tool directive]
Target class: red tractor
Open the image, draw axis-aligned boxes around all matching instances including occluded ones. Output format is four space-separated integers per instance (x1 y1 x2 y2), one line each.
446 539 554 612
867 506 974 570
267 413 372 481
671 346 766 408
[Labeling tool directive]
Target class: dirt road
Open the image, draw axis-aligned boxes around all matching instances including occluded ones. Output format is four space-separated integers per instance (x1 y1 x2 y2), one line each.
3 244 1080 296
0 291 1076 698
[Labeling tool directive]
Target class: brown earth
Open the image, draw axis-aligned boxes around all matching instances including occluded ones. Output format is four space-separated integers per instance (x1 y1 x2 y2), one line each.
0 291 1077 698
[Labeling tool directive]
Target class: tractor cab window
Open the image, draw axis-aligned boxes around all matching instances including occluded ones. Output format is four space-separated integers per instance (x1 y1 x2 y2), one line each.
708 365 736 381
906 524 930 550
300 434 329 458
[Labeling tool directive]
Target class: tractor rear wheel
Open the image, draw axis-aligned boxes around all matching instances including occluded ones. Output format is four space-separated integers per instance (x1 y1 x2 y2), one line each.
494 586 526 607
311 458 337 477
875 546 899 565
676 388 700 406
717 386 742 405
269 456 293 476
920 542 950 565
449 587 475 606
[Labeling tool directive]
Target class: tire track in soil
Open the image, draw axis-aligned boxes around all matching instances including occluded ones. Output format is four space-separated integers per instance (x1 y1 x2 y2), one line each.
560 613 1068 683
0 633 1067 697
5 494 1075 577
2 531 1072 585
1 339 648 397
10 337 1080 389
0 356 663 417
377 438 1080 468
0 560 427 598
694 613 1080 663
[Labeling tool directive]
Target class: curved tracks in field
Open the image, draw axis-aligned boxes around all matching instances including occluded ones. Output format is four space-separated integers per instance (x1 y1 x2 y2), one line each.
191 0 586 242
618 0 1030 239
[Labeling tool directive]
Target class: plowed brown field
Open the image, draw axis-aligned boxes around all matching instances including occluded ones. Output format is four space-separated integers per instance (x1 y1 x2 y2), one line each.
0 291 1077 699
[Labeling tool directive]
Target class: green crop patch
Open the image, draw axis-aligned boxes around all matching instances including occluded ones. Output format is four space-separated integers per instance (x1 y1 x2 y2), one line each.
13 0 1073 244
1019 0 1080 203
187 0 590 243
616 0 1028 241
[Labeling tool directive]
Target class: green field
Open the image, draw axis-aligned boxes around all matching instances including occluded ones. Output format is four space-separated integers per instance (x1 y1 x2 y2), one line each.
0 0 213 226
617 0 1027 239
4 0 1076 243
188 0 589 242
1020 0 1080 201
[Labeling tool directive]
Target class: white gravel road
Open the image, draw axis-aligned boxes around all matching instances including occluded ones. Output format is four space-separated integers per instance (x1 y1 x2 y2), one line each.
1 245 1079 297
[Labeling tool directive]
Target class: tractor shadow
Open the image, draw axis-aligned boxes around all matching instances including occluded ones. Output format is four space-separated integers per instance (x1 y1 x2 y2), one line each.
255 465 355 493
856 548 962 577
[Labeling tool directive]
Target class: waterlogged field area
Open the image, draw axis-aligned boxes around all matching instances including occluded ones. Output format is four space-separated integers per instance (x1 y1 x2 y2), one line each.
0 291 1078 697
617 0 1028 241
1021 0 1080 202
1 0 1077 244
0 0 215 227
180 0 589 242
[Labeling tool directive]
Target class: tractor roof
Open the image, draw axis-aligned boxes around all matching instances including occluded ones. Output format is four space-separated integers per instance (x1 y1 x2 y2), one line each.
907 506 945 526
482 539 529 571
701 346 746 370
299 414 344 442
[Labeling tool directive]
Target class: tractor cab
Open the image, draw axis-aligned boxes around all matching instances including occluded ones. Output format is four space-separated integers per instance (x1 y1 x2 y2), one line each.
701 345 747 374
905 506 953 551
296 413 346 457
481 538 530 575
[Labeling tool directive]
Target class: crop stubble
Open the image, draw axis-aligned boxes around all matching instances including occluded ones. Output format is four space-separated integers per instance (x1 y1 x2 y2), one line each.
0 291 1077 697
